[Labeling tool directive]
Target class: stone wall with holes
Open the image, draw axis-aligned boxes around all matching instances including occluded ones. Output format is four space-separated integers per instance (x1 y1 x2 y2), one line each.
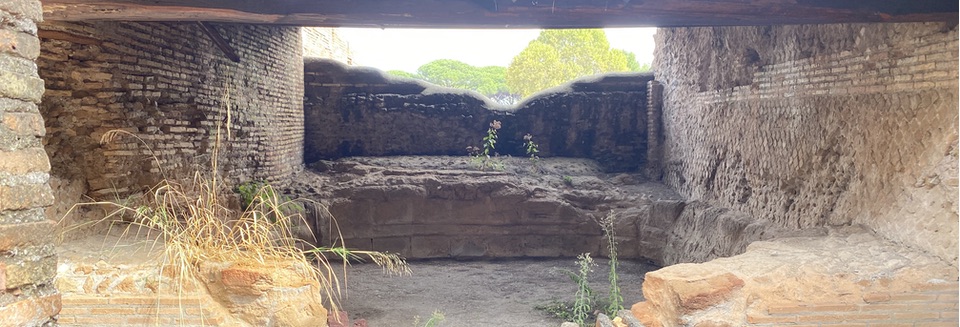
0 1 62 326
304 59 653 173
36 22 304 206
654 23 959 265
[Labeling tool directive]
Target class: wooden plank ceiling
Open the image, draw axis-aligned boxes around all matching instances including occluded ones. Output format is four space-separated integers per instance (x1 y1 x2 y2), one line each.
42 0 958 28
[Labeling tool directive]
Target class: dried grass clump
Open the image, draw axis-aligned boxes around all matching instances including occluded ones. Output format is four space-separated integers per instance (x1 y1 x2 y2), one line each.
66 128 408 316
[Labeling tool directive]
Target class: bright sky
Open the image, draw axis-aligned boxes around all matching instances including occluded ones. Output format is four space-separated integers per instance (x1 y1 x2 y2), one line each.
337 28 657 73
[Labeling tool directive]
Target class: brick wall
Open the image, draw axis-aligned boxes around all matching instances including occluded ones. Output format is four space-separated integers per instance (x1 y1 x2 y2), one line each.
305 59 653 173
302 27 353 64
0 0 61 325
37 22 305 201
654 23 959 265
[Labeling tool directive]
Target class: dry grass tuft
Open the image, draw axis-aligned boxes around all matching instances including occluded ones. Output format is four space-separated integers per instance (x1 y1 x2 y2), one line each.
63 126 409 319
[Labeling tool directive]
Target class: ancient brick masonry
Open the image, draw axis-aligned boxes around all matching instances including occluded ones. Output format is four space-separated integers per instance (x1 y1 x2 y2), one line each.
630 21 959 327
303 59 653 173
655 23 959 265
0 0 61 325
37 21 305 199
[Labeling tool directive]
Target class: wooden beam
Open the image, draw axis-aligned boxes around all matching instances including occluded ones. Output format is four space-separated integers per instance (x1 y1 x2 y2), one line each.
41 0 958 28
38 29 101 46
197 22 241 63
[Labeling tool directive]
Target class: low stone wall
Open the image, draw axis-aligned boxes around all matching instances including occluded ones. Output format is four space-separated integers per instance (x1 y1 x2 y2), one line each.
631 227 959 327
0 1 61 325
304 59 653 173
286 156 685 262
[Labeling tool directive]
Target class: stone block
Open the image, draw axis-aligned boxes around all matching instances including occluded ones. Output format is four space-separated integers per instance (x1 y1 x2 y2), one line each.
410 236 451 258
0 98 38 113
371 236 411 257
0 29 40 60
640 263 744 325
0 219 53 251
2 254 56 289
0 207 45 224
0 294 61 327
617 309 645 327
630 301 660 327
0 1 43 23
595 313 615 327
0 183 53 210
0 148 49 174
0 70 43 103
1 112 44 136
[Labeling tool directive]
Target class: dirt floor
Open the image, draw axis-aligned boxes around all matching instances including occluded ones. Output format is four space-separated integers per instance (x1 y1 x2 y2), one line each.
58 230 658 327
337 258 658 327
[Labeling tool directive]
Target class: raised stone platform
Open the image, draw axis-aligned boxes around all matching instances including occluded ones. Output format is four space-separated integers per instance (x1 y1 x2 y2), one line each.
286 156 685 261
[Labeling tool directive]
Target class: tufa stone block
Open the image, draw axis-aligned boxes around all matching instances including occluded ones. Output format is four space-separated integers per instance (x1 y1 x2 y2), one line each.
1 112 44 136
0 219 53 252
0 148 49 174
0 70 44 103
2 254 57 289
0 29 40 60
0 294 61 327
0 1 43 22
0 183 53 210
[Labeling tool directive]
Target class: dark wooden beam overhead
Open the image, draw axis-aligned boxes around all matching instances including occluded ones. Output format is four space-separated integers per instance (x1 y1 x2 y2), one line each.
197 22 241 63
41 0 958 28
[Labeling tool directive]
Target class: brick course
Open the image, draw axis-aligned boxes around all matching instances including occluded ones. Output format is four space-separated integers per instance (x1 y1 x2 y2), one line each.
645 21 958 327
654 22 959 265
37 21 305 200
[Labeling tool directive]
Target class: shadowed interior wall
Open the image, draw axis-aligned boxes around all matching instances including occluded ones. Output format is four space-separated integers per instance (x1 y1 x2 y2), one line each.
304 59 652 173
37 22 304 203
655 22 958 265
0 1 61 325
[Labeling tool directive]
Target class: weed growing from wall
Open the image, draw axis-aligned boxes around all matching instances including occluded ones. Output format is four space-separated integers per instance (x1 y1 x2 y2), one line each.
468 120 505 171
523 133 542 173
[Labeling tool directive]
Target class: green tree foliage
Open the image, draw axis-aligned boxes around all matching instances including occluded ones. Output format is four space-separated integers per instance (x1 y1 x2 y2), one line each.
506 29 640 97
386 70 419 79
387 60 516 104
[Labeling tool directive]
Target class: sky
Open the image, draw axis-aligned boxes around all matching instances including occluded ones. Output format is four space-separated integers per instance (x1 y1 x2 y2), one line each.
336 27 657 73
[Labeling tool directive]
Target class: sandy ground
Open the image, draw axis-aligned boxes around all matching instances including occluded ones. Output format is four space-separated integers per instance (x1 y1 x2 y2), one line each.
58 230 658 327
338 258 658 327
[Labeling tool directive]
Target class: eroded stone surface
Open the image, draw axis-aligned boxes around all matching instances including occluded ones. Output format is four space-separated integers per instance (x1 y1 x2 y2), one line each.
287 156 684 261
654 22 959 266
631 227 959 327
